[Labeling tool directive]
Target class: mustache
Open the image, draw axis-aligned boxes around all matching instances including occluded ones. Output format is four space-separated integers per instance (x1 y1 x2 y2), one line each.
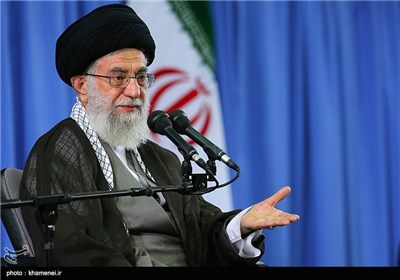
115 98 144 107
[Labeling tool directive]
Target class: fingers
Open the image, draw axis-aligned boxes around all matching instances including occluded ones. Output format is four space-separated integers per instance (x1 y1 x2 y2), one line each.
268 185 291 206
265 212 300 228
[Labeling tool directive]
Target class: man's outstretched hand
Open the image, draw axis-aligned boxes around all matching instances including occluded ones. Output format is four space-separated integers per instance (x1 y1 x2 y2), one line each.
240 186 301 238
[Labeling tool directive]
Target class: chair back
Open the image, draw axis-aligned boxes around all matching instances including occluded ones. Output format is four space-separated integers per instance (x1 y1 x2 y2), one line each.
1 167 36 266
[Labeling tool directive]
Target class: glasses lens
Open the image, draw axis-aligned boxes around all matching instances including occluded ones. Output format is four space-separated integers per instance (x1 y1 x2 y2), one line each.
110 73 129 88
135 73 155 89
108 73 155 89
145 74 155 89
135 74 148 88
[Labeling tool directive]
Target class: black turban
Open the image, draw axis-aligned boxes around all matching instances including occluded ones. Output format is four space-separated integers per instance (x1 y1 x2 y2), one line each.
56 4 155 87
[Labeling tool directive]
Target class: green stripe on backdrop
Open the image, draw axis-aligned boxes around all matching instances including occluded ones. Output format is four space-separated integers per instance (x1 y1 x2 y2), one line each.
168 0 214 70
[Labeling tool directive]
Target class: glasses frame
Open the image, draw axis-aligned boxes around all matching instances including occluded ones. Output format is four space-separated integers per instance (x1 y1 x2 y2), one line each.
85 72 156 89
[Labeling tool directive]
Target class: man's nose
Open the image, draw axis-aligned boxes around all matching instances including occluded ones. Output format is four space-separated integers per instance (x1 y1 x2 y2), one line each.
122 78 141 98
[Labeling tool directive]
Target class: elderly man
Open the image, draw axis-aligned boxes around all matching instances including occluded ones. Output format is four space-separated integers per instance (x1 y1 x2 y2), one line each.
20 4 300 267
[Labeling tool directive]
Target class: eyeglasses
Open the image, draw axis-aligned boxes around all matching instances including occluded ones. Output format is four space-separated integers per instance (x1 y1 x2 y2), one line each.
85 72 156 89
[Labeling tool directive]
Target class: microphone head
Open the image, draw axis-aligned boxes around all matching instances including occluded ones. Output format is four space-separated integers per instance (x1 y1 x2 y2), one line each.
169 109 191 134
147 110 172 135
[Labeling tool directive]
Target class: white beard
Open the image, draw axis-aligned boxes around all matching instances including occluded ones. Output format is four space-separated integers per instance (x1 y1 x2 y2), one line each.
85 79 150 150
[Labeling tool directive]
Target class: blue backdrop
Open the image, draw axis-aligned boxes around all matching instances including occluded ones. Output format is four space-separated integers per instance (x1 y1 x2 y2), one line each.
1 1 399 267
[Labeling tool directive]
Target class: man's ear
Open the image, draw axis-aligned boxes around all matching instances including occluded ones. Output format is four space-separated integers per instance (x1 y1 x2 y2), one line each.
71 75 88 105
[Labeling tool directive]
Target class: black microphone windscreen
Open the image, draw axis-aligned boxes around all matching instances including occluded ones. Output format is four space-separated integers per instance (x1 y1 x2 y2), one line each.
147 110 171 135
169 109 191 134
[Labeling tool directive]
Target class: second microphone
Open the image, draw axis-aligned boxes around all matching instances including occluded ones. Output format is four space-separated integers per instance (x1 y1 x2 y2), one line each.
168 109 240 172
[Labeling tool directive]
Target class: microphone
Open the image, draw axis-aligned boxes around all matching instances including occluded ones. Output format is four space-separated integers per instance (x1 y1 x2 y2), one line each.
147 110 211 173
169 109 240 172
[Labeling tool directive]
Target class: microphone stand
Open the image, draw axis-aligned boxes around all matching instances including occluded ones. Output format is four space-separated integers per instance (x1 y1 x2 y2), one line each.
0 183 201 266
181 159 193 186
180 157 217 194
188 159 216 194
207 159 217 175
1 155 227 266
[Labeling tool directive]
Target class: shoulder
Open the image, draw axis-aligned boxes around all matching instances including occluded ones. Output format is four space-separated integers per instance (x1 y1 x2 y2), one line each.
33 118 94 158
40 118 85 140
